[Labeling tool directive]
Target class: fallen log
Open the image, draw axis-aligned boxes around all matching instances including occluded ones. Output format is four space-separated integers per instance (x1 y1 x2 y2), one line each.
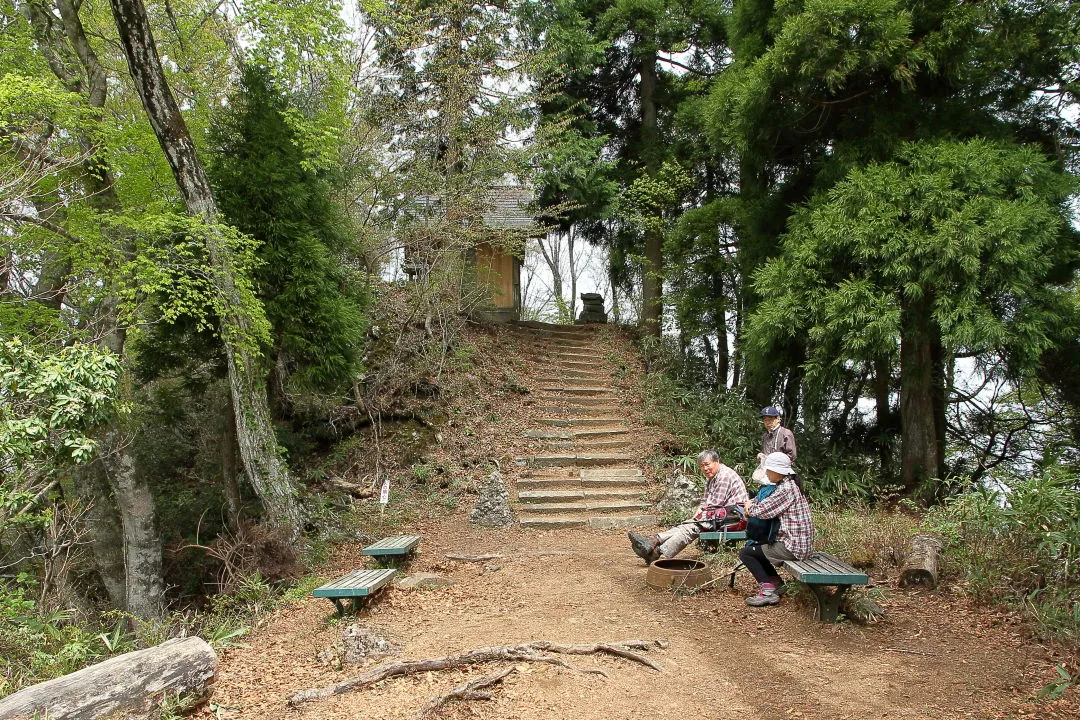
0 636 216 720
288 639 661 705
900 533 942 589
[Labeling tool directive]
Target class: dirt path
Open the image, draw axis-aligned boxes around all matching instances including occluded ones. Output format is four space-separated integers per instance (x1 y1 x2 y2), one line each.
193 515 1073 720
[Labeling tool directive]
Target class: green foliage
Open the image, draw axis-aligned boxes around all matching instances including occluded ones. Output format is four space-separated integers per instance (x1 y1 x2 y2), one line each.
0 582 104 695
636 335 760 473
0 337 120 466
208 65 369 393
920 467 1080 641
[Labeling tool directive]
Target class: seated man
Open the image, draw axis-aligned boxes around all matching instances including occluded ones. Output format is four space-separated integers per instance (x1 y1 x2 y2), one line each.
628 449 749 564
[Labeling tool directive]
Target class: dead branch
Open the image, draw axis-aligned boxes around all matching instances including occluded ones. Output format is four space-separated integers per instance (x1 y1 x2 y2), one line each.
445 553 504 562
418 667 515 718
287 639 661 705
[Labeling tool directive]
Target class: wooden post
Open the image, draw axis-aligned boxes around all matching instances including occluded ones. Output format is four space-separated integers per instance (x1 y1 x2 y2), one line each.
900 533 942 589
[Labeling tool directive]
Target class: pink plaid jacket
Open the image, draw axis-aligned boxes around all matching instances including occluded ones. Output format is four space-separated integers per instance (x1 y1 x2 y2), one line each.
746 478 814 559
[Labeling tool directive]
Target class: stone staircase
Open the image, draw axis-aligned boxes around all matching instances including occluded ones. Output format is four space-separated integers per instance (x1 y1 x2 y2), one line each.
510 321 657 529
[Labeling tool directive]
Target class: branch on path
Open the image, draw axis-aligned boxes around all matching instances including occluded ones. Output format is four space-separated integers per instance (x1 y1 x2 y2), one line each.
287 640 663 706
445 553 504 562
418 667 516 718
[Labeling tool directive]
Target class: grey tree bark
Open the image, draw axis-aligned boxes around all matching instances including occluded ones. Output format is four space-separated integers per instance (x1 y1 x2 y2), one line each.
25 0 166 618
108 0 302 533
0 637 216 720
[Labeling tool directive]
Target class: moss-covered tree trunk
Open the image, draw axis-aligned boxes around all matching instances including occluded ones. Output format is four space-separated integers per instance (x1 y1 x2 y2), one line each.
108 0 301 533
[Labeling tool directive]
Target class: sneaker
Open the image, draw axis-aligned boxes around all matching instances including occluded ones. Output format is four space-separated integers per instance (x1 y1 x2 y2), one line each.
746 591 781 607
767 577 788 596
628 531 657 562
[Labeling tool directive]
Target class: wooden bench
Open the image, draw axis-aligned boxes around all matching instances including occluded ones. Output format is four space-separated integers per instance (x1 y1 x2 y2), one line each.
362 535 421 567
783 551 869 622
313 568 397 616
698 529 748 589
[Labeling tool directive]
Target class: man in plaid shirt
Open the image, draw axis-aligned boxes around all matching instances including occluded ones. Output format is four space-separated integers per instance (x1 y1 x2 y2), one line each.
740 451 815 606
628 449 748 563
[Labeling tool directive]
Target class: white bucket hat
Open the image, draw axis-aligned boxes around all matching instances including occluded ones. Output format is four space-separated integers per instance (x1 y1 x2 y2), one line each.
762 451 794 476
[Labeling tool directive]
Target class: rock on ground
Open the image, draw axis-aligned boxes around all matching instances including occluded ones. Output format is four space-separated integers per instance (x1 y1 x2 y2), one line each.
469 469 515 527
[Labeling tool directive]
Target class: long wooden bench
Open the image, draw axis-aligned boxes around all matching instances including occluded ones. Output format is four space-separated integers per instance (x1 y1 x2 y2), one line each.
313 568 397 616
362 535 421 567
783 551 869 622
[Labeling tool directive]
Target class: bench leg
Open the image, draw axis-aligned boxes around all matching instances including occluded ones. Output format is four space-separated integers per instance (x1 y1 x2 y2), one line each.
807 584 851 622
331 598 347 617
727 562 745 589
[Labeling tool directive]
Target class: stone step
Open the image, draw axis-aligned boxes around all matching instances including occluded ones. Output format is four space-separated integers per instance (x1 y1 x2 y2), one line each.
518 488 642 502
535 368 609 380
516 500 649 515
538 386 615 396
535 376 612 387
510 324 594 338
581 467 644 477
517 514 658 530
536 398 622 410
537 417 626 428
543 351 607 361
545 359 603 371
539 440 634 452
525 427 629 439
519 453 634 468
516 476 647 490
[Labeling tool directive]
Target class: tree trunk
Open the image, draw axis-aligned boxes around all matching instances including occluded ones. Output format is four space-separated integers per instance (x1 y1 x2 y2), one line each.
99 431 164 619
900 533 941 589
0 637 216 720
899 298 943 498
711 269 729 388
74 465 127 611
27 0 166 617
638 51 662 337
222 397 242 526
873 353 895 483
108 0 301 533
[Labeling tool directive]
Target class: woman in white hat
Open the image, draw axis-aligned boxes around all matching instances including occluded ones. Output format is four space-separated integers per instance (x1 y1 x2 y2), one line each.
739 451 814 607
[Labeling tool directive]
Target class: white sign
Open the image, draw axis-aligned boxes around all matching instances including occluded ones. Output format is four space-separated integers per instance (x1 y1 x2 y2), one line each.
379 476 390 505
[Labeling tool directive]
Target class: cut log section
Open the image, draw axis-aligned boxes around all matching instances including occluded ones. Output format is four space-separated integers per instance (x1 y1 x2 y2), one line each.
0 636 216 720
900 533 942 589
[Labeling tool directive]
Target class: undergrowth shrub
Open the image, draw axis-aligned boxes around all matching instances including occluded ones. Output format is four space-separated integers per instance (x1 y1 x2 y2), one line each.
811 505 915 572
920 468 1080 642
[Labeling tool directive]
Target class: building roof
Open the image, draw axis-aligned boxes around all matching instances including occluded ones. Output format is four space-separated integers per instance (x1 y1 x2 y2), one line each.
413 185 542 236
482 185 538 231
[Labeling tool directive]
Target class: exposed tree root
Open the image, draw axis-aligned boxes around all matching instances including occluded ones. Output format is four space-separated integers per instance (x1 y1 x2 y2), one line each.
418 666 516 717
287 639 662 705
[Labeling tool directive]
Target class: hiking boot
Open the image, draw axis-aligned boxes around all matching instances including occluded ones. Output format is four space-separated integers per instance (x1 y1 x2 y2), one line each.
628 531 657 563
768 576 788 596
745 590 781 607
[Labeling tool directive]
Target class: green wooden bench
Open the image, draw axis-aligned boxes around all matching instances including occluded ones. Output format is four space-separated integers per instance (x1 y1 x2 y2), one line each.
698 529 747 543
361 535 421 566
783 551 869 622
698 529 748 589
313 568 397 616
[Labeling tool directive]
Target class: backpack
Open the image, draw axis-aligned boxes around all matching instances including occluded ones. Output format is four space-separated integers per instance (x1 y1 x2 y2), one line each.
699 505 748 533
745 482 780 544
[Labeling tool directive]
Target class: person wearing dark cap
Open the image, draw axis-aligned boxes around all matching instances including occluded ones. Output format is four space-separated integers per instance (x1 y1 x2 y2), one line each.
758 406 796 464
